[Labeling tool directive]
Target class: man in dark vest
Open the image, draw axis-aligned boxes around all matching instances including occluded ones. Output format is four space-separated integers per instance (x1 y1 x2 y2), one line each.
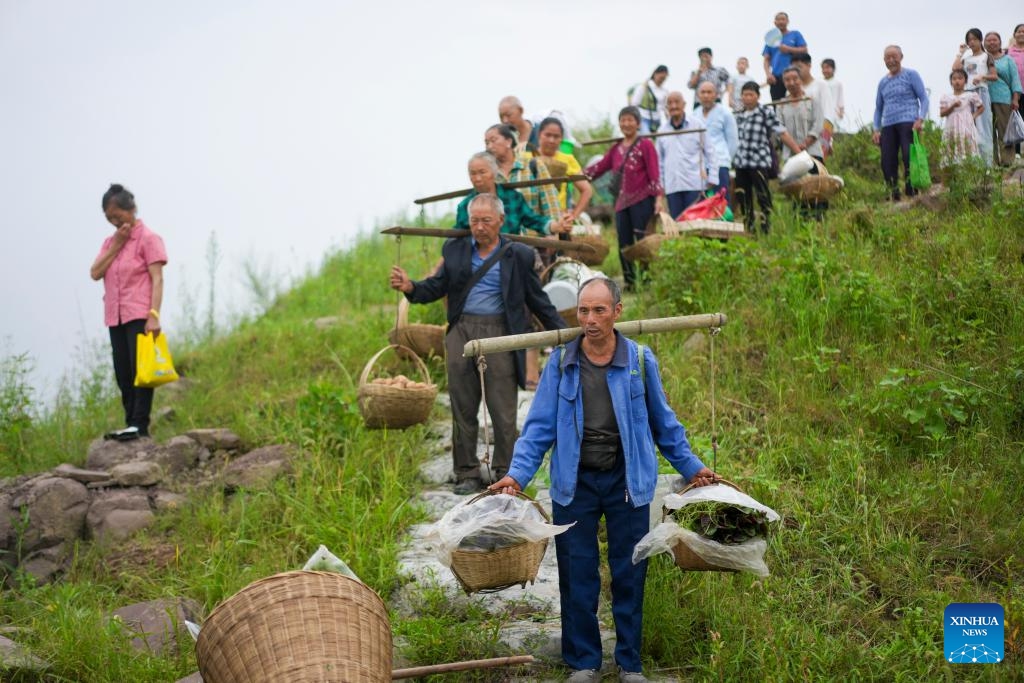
390 192 566 494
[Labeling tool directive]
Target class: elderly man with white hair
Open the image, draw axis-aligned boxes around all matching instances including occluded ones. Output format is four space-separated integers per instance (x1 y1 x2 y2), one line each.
390 193 566 494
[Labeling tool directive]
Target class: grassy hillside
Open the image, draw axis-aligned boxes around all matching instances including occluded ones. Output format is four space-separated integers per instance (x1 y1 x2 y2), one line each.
1 128 1023 681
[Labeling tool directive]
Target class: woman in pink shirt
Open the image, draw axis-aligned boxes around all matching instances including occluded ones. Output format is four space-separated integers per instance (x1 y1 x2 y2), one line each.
585 107 663 290
90 184 168 441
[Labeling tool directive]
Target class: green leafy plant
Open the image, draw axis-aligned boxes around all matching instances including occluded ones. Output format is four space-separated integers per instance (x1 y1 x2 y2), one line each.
672 503 770 545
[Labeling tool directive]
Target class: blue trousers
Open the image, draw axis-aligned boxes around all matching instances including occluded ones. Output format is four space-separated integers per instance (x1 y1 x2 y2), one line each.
666 190 701 219
552 465 650 672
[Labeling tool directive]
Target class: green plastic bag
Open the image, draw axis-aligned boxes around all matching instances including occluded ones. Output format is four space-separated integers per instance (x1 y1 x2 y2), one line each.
909 131 931 191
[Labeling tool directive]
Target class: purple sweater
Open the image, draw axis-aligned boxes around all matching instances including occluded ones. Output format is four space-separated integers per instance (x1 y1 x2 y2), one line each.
874 68 929 129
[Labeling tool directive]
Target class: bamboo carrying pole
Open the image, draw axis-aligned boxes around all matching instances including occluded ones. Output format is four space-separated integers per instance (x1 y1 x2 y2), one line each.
582 128 707 147
391 655 536 679
463 313 728 357
414 175 590 204
381 226 597 255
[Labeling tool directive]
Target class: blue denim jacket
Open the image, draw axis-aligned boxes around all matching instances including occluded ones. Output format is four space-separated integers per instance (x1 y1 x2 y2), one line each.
507 332 706 507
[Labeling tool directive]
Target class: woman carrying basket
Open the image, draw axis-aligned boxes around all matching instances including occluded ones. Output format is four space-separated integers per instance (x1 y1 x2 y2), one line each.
585 107 663 291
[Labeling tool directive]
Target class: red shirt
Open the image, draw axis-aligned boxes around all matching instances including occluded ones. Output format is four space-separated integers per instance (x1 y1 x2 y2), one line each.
97 220 167 327
586 137 662 211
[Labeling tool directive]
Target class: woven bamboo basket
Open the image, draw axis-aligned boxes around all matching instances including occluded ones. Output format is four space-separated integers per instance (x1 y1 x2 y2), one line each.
357 344 437 429
568 234 609 266
620 233 667 265
388 296 445 361
663 479 743 573
195 570 392 683
449 491 551 594
779 158 844 202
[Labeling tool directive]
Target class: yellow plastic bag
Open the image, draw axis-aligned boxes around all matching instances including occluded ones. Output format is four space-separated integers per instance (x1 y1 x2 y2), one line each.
134 332 179 388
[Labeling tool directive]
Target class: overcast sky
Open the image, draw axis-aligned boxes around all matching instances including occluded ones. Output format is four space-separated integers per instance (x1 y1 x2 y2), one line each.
0 1 1018 401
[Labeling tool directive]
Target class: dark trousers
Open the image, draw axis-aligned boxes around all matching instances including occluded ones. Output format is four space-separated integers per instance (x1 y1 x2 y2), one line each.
666 190 701 219
991 102 1015 167
708 166 733 207
109 319 154 434
444 315 518 482
735 167 772 233
769 78 787 102
553 464 650 673
880 122 916 198
615 196 655 287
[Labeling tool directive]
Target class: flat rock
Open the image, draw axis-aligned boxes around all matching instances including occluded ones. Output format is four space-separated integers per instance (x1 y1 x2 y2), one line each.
151 490 188 512
52 463 112 483
86 489 155 543
185 428 242 451
144 435 205 475
17 543 70 586
110 461 163 487
175 673 204 683
111 597 202 656
222 445 294 490
86 437 155 470
10 477 89 553
0 634 49 674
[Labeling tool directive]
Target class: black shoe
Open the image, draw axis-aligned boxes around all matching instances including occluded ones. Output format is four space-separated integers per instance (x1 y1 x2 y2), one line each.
453 478 484 495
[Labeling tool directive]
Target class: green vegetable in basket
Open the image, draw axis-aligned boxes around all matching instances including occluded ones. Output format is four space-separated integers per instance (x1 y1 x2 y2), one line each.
672 502 770 545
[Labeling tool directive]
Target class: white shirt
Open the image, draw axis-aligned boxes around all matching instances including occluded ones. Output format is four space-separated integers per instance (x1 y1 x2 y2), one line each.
959 50 992 91
657 116 715 194
819 78 845 125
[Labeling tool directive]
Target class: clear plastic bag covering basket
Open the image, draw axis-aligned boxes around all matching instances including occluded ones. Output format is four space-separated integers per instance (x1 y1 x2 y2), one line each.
428 493 573 567
632 484 780 576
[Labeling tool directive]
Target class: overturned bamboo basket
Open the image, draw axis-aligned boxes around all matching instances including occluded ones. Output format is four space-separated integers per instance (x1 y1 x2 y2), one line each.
388 296 445 361
357 344 437 429
195 570 392 682
449 490 551 594
567 234 609 266
662 479 743 573
779 158 844 202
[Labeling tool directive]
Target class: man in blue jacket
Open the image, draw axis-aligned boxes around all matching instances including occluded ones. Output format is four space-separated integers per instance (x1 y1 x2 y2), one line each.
492 277 717 683
390 193 566 495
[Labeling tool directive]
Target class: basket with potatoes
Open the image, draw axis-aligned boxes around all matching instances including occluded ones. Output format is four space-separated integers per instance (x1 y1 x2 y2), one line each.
357 344 438 429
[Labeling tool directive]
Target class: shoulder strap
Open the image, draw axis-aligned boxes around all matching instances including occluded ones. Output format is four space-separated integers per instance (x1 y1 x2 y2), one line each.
637 343 646 393
465 240 513 294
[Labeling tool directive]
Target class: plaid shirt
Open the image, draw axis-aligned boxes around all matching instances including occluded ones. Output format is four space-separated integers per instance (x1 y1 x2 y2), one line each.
734 105 787 169
502 152 562 221
454 185 552 235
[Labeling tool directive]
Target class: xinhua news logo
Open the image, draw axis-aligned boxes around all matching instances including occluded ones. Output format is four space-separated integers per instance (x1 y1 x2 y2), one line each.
944 603 1003 664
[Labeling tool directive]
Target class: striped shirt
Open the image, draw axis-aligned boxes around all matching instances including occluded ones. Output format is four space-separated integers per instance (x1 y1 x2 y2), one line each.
873 68 929 129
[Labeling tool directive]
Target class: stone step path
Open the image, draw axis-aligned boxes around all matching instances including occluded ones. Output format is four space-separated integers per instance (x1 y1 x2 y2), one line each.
394 389 682 682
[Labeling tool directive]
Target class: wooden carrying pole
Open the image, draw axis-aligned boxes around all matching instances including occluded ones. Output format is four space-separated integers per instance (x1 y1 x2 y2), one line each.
414 175 590 204
582 128 707 147
381 226 597 255
463 313 728 357
392 655 535 679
